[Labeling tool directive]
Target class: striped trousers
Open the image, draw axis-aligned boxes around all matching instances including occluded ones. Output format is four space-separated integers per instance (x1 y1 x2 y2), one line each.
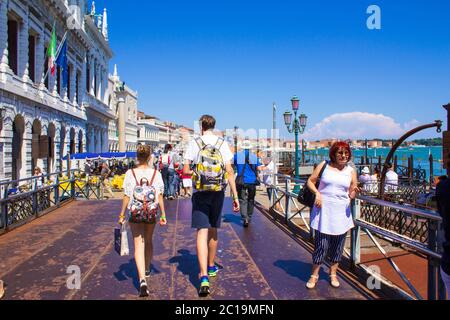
312 230 347 265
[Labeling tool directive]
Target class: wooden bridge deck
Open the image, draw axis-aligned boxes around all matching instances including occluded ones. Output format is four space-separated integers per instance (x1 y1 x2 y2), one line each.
0 197 368 300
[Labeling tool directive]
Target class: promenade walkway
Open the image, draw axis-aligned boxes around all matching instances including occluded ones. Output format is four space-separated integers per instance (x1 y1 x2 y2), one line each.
0 197 368 300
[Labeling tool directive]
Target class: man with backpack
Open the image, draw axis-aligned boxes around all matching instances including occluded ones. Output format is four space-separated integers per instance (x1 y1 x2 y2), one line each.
184 114 240 297
234 140 264 227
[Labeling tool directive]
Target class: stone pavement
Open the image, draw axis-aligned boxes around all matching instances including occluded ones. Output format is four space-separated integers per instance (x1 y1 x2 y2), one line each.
254 186 432 299
0 197 368 300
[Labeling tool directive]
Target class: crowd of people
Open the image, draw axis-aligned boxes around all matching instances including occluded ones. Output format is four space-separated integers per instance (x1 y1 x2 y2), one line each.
2 114 447 301
357 163 398 193
117 114 277 297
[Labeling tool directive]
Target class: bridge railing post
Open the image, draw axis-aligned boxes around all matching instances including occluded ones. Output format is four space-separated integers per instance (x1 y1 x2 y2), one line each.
54 175 60 206
70 171 76 199
427 219 440 300
285 177 291 224
0 184 7 230
85 175 90 199
437 223 447 300
350 199 361 266
32 179 38 215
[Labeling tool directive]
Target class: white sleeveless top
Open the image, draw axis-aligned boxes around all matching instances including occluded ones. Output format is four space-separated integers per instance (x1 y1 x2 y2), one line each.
310 164 354 235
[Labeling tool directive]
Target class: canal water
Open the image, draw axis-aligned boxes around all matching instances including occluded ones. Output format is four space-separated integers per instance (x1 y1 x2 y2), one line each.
311 146 446 179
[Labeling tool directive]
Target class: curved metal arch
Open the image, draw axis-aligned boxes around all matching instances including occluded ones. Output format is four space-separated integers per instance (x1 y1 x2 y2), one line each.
379 120 442 198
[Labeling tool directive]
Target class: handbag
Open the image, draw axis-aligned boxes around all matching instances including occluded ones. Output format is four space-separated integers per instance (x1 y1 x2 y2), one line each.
114 223 129 256
297 161 328 207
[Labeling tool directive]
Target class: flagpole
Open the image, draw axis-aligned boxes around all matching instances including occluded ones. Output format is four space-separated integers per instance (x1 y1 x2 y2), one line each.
43 30 69 83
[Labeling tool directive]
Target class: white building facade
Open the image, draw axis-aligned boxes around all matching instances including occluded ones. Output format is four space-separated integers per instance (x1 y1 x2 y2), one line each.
137 118 159 149
107 64 138 152
0 0 114 181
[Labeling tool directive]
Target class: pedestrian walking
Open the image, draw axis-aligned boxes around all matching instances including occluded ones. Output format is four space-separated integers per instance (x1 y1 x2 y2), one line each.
359 166 372 192
118 144 167 297
261 157 275 201
436 153 450 299
385 162 398 192
305 141 360 289
234 140 263 227
160 144 176 199
100 162 115 199
32 166 45 190
184 114 240 297
181 165 193 197
84 160 93 177
174 162 182 198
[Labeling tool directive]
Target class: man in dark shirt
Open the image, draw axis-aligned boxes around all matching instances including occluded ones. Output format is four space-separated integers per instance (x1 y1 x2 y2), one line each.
436 160 450 299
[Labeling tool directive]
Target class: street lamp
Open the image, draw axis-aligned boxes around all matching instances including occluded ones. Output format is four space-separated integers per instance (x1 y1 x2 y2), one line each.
283 96 307 194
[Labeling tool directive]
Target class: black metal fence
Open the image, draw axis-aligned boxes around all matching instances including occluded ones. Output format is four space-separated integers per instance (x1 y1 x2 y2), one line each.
0 170 102 232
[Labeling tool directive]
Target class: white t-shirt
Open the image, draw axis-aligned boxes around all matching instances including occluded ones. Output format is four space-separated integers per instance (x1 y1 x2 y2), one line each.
359 174 372 184
160 152 175 170
123 168 164 209
385 170 399 191
184 134 233 165
262 161 275 186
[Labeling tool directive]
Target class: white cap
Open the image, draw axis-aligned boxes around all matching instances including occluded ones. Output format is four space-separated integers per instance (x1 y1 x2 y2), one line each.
362 166 370 174
241 140 253 149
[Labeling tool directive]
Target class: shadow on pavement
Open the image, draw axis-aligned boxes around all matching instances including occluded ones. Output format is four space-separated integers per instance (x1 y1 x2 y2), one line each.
169 249 200 289
114 259 139 291
274 259 328 283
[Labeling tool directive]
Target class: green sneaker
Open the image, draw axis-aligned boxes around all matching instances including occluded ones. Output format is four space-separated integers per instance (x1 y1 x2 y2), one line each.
198 276 210 297
207 265 219 277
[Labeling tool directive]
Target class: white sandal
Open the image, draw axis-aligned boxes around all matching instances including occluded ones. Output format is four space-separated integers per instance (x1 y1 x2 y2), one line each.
306 275 319 289
0 280 5 300
330 274 340 288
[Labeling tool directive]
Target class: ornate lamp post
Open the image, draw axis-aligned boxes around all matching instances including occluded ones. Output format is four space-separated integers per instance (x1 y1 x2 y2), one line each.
283 96 307 194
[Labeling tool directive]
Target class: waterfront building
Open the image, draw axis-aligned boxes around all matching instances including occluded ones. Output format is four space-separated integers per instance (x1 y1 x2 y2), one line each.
136 112 169 150
155 118 169 149
107 64 138 152
137 113 159 149
165 120 181 147
178 126 194 152
0 0 113 181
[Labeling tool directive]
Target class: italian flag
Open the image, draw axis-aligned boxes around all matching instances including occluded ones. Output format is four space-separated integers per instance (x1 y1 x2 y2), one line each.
47 24 56 76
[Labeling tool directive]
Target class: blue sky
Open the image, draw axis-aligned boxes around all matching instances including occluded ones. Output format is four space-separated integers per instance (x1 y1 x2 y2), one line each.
93 0 449 140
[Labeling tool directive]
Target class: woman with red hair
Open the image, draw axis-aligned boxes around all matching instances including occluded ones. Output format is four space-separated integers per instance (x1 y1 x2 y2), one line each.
305 141 360 289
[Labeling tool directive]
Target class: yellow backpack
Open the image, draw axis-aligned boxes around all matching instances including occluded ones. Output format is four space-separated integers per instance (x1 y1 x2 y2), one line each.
192 137 228 191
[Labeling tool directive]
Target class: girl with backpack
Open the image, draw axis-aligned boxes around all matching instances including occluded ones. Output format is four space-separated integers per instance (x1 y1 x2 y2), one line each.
118 144 167 297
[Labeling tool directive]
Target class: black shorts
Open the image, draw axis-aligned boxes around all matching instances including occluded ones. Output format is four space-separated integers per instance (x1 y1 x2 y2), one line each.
191 191 225 229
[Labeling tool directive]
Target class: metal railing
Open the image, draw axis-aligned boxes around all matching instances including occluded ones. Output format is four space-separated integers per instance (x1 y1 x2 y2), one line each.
266 173 446 300
351 195 445 300
0 170 102 232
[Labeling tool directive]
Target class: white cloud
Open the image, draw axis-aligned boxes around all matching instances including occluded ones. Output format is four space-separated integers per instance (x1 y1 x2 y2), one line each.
303 112 420 141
